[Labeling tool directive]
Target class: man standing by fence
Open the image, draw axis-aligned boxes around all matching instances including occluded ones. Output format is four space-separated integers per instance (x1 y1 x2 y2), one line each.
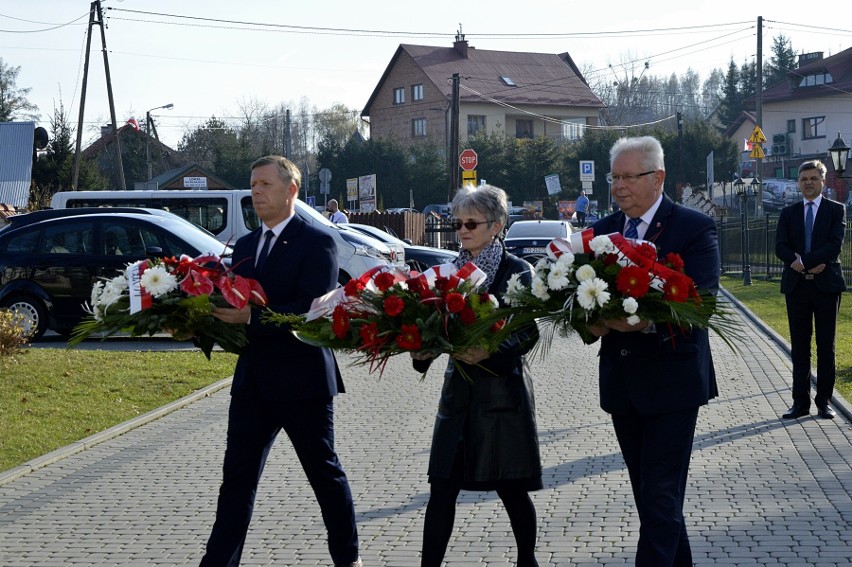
775 159 846 420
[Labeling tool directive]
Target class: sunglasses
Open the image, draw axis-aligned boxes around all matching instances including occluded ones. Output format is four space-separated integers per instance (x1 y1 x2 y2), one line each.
451 219 493 231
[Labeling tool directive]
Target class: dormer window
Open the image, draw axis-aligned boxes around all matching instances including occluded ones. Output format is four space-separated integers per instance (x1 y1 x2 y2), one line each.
798 72 834 87
500 76 517 87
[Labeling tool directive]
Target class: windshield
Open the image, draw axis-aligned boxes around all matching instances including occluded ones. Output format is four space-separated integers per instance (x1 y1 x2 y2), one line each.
506 222 569 238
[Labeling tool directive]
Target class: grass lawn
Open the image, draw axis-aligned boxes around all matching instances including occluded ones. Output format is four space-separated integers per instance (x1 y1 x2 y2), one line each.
0 348 236 472
721 275 852 404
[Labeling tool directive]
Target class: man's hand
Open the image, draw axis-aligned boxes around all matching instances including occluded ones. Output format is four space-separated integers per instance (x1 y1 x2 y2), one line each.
454 347 490 365
410 351 439 361
212 305 251 324
807 263 826 275
791 253 806 273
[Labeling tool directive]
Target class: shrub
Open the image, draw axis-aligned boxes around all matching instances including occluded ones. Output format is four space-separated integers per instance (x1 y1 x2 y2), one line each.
0 308 32 356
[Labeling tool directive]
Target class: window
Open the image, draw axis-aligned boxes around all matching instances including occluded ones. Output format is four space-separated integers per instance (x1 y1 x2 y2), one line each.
516 119 534 139
412 118 427 138
412 84 424 101
798 72 834 87
500 76 517 87
467 115 486 136
393 87 405 105
802 116 825 140
787 119 796 133
39 223 93 254
561 122 585 141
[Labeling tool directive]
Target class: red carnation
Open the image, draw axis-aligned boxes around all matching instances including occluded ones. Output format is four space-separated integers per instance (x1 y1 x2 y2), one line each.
665 253 685 272
374 271 396 291
434 276 452 294
616 265 651 298
332 305 350 338
445 292 466 313
358 322 380 346
383 294 405 317
635 242 657 261
344 279 365 297
460 306 476 325
405 277 426 295
603 253 619 266
663 273 691 303
396 324 422 350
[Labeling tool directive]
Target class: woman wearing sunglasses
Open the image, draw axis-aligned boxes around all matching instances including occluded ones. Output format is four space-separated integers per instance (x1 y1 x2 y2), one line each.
412 184 541 566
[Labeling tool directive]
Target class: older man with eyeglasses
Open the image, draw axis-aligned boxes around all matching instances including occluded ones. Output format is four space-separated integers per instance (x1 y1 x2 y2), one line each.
590 135 720 566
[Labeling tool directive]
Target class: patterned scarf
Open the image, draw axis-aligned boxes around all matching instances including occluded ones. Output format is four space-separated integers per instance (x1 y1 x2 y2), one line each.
454 237 503 289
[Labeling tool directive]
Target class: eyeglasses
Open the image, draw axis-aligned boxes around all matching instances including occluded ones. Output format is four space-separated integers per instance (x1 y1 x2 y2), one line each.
451 219 493 231
606 170 656 184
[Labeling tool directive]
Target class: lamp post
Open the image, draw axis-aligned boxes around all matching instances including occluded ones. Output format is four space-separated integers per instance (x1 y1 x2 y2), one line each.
828 132 850 201
146 103 174 181
734 176 753 286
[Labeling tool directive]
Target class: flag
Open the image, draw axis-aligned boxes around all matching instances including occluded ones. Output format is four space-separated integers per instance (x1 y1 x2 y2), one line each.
126 117 140 132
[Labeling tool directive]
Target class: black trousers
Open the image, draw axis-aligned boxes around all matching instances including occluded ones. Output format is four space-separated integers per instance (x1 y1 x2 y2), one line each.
200 393 359 566
785 282 842 408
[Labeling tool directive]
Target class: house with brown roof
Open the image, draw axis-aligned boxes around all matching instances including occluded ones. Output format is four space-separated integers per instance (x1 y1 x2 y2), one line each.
362 33 604 147
82 123 183 188
752 47 852 185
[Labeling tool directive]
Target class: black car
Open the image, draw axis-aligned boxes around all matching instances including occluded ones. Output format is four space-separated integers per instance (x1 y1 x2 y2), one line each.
0 209 232 339
503 220 572 263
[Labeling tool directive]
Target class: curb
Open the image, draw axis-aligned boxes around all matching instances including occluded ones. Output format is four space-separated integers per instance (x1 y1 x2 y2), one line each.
720 286 852 423
0 376 233 487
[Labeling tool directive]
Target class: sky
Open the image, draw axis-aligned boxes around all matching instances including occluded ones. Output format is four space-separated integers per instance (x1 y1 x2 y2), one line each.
3 0 851 149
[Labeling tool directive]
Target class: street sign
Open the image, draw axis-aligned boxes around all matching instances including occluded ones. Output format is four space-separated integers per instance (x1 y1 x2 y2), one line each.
544 173 561 196
459 148 478 171
748 126 767 144
461 170 477 186
318 168 332 183
580 160 594 182
749 145 766 159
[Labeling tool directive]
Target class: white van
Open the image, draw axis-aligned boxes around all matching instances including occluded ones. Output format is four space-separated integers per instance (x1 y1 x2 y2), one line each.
49 190 393 284
763 179 800 205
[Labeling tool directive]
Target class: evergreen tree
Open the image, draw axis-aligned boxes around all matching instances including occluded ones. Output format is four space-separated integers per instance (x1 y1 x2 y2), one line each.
0 57 38 121
764 35 797 88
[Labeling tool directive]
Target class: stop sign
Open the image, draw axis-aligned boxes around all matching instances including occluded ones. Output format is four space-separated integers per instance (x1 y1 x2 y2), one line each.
459 148 478 171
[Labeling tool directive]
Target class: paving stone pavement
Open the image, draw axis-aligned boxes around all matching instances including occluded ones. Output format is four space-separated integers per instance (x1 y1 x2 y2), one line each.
1 300 851 566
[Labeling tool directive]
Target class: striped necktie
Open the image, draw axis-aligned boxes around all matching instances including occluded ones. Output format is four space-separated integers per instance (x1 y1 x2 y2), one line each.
625 217 641 239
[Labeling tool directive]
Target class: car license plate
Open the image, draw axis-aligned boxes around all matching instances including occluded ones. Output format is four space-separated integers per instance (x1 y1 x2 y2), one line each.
522 247 546 254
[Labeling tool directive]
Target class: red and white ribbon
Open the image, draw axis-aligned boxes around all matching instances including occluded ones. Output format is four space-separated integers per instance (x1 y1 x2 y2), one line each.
126 260 152 314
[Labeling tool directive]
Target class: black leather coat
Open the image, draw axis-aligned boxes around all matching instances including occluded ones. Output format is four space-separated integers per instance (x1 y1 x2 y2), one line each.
416 249 541 487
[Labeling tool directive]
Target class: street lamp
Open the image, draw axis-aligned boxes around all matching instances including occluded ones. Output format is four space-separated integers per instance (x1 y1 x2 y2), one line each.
146 103 174 181
828 133 850 201
734 176 753 286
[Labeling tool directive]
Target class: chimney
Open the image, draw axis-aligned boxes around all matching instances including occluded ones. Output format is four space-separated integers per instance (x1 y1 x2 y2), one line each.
101 124 113 138
798 52 824 67
453 28 469 58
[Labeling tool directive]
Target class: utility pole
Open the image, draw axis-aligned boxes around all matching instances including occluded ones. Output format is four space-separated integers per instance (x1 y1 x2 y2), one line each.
755 16 764 215
284 109 292 159
72 0 126 190
677 111 684 201
448 73 460 203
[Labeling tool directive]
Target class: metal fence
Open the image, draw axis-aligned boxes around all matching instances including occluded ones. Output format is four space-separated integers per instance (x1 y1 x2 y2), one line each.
717 213 852 288
424 217 459 251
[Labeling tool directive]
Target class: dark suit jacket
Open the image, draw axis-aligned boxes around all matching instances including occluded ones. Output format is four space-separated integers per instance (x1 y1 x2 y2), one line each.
775 198 846 294
230 214 344 403
591 196 719 416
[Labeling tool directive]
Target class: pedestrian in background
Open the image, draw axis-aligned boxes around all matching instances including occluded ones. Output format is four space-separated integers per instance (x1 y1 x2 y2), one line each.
775 159 846 420
591 135 720 566
328 199 349 224
411 184 542 567
575 190 590 227
201 156 362 567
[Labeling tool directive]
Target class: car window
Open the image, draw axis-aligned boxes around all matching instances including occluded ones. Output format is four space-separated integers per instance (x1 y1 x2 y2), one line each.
1 227 39 254
38 222 93 254
506 223 568 238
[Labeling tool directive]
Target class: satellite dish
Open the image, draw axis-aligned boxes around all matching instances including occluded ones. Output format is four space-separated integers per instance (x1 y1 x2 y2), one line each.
34 126 49 150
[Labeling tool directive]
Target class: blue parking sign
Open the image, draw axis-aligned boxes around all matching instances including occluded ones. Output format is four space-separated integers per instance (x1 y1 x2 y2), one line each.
580 160 595 182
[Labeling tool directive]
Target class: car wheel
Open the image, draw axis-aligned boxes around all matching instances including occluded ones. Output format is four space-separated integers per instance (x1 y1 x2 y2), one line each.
1 294 49 340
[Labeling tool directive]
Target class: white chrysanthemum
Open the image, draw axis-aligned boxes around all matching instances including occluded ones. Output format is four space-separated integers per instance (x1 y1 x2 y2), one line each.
140 265 177 297
575 264 596 282
555 251 575 268
622 296 639 315
576 278 610 310
395 281 409 291
535 257 550 271
487 293 500 309
626 314 641 326
90 280 105 307
547 265 571 291
98 284 124 308
589 235 615 255
531 276 550 301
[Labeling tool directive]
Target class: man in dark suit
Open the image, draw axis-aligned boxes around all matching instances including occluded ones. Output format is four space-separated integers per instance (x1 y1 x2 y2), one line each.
775 160 846 420
200 156 361 566
590 136 719 566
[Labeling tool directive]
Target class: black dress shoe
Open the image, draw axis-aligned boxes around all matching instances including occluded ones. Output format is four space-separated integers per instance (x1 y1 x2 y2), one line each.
817 406 836 419
782 405 810 419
